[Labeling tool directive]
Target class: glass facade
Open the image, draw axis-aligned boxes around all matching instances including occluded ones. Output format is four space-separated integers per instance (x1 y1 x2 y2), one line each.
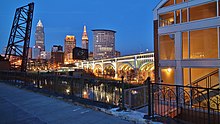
176 10 180 24
93 30 116 60
182 32 188 59
161 68 175 84
219 1 220 16
159 1 218 27
157 0 220 86
159 12 174 27
162 0 174 7
189 2 217 22
176 0 183 4
181 8 187 23
190 28 218 59
162 0 189 7
159 34 175 60
183 68 219 87
183 68 189 86
182 28 218 59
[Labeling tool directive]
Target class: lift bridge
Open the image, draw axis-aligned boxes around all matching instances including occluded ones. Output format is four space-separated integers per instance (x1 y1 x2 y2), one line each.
3 3 34 72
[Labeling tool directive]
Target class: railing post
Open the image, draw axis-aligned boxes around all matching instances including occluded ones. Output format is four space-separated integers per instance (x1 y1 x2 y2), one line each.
129 89 131 108
207 88 210 124
147 77 151 117
176 86 179 116
37 71 40 88
144 85 146 105
121 76 125 110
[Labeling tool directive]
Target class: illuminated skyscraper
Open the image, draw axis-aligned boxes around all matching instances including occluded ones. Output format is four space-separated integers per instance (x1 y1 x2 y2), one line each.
64 35 76 63
35 20 45 51
82 25 89 49
92 29 116 60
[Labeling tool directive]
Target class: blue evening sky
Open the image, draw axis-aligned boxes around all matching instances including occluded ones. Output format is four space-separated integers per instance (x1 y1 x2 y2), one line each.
0 0 160 55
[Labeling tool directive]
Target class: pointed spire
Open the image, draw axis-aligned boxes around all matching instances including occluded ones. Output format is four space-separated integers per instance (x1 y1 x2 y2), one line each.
84 25 87 33
37 20 43 27
82 25 88 41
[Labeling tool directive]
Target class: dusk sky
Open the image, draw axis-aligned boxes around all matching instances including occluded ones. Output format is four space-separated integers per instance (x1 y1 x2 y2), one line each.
0 0 160 55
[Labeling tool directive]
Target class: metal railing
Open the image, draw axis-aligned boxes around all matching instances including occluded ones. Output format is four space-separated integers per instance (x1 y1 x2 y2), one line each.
149 83 220 124
124 85 148 109
0 71 136 107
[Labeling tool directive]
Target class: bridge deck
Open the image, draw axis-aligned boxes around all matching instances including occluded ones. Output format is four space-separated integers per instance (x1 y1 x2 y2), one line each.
0 82 131 124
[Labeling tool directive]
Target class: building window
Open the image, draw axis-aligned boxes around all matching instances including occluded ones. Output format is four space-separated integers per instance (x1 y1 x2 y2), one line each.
160 68 175 84
181 8 188 23
189 2 217 22
176 10 180 24
182 32 188 59
162 0 174 7
219 1 220 16
183 68 189 86
184 68 219 87
190 28 218 59
159 34 175 60
159 12 174 27
176 0 183 4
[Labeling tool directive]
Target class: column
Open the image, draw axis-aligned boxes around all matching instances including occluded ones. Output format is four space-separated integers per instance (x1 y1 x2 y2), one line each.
114 58 118 79
175 32 183 85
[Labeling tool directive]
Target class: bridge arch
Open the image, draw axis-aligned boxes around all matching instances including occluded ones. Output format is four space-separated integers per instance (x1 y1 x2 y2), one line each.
93 64 102 76
103 64 115 78
117 63 135 80
103 63 115 70
138 62 154 81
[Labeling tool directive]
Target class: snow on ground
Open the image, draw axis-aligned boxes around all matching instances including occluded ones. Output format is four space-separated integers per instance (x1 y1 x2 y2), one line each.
106 107 162 124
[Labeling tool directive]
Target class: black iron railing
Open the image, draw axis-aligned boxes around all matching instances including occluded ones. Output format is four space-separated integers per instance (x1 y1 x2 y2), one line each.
0 71 135 107
148 83 220 124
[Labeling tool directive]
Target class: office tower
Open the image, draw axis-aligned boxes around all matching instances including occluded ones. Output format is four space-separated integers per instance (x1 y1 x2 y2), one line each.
35 20 45 52
92 29 116 60
82 25 89 49
32 45 41 59
64 35 76 63
51 45 64 65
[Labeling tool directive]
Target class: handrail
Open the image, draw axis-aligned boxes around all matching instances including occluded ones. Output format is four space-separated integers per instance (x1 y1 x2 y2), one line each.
190 69 218 86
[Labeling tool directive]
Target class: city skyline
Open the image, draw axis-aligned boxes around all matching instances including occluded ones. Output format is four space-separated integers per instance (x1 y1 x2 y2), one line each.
0 0 160 56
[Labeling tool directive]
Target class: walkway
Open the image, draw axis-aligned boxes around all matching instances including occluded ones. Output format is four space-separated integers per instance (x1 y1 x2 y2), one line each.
0 82 132 124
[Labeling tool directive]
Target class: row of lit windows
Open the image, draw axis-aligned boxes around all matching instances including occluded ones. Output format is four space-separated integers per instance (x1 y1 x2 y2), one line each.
159 1 218 27
159 27 219 60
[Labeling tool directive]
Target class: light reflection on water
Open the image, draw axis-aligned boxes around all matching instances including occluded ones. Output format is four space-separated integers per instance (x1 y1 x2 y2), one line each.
35 79 122 105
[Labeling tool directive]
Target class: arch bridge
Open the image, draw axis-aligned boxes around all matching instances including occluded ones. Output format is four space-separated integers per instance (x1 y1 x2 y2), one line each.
78 52 154 83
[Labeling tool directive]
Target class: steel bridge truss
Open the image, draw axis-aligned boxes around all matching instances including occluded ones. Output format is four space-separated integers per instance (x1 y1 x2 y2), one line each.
5 3 34 72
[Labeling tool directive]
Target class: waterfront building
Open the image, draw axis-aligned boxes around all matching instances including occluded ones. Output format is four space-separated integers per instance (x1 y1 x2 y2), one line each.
92 29 116 60
35 20 45 52
82 26 89 50
64 35 76 64
153 0 220 85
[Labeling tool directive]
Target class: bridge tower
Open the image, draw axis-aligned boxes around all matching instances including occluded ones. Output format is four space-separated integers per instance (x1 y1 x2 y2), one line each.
5 3 34 72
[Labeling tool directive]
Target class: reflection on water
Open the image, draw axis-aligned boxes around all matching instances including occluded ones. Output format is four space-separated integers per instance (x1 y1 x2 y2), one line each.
33 78 122 105
0 72 136 106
